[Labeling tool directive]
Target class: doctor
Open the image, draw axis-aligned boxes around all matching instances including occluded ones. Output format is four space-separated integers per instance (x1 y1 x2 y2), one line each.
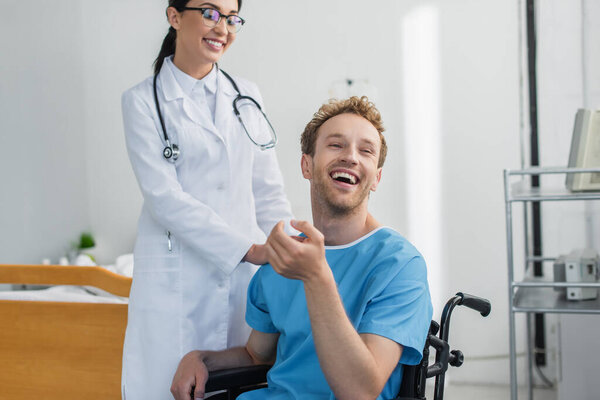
120 0 293 398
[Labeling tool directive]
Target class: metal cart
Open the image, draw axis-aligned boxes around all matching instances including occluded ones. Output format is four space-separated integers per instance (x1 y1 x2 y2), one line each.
504 166 600 400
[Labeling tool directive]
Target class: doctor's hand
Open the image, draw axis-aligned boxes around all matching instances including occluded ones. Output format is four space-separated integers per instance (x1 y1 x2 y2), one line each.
265 220 328 283
243 243 268 265
171 350 208 400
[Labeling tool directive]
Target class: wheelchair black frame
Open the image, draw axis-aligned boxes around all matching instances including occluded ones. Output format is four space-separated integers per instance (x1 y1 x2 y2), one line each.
204 292 491 400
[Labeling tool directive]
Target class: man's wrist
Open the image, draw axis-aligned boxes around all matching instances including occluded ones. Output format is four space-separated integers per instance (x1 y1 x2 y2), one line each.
242 244 254 262
195 350 212 370
303 260 335 288
243 244 268 265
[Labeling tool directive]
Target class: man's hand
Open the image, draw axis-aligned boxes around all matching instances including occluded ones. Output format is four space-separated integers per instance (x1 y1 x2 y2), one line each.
171 350 208 400
265 220 328 282
170 336 277 400
243 243 268 265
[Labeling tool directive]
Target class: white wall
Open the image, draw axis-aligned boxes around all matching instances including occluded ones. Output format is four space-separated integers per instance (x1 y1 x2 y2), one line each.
79 1 165 262
0 0 565 387
0 1 90 264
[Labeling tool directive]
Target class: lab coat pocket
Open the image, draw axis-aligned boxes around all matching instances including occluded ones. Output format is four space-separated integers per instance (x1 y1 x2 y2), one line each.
129 265 181 312
133 233 181 271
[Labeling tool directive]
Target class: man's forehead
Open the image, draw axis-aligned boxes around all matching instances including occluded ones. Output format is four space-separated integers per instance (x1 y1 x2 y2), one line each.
320 132 378 146
317 113 380 143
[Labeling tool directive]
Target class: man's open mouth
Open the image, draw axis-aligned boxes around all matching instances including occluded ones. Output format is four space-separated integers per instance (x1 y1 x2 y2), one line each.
330 171 359 185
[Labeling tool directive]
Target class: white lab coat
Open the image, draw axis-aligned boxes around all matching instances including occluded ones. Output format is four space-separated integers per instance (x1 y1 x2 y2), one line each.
120 61 293 400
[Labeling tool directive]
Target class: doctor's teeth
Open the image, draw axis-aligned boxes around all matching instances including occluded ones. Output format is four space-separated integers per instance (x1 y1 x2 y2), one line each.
206 40 223 48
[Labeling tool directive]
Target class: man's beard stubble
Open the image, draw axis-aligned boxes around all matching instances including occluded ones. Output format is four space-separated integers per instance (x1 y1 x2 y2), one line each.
312 170 371 218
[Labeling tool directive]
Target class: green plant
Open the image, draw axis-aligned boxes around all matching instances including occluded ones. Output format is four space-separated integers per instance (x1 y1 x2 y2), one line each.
78 232 95 250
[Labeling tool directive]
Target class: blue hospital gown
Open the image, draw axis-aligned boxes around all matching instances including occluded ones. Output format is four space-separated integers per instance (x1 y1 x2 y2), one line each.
240 227 433 400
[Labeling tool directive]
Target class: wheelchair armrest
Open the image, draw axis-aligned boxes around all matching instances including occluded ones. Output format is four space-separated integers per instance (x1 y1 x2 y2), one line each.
426 335 450 378
205 364 270 392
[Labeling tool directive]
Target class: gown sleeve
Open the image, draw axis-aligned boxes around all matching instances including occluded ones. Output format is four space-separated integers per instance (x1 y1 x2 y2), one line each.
358 256 433 365
245 266 279 333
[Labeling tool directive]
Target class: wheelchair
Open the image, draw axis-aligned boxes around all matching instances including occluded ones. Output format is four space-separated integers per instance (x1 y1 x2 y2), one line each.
204 292 491 400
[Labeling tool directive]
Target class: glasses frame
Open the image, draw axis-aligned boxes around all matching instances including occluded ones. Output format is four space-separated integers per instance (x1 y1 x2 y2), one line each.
180 7 245 33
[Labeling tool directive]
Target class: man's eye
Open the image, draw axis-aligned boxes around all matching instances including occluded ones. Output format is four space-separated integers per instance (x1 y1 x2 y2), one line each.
329 143 342 148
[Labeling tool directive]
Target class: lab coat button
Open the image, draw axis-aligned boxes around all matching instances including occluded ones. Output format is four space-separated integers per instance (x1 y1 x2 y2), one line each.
217 184 225 191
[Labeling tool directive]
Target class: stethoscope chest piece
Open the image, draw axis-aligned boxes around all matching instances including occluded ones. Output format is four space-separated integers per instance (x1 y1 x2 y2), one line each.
163 142 180 162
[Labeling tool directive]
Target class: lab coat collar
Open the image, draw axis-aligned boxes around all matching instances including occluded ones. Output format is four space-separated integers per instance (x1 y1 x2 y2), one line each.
157 56 239 143
158 57 184 103
214 68 240 137
203 66 218 95
215 65 238 97
159 57 236 102
166 57 219 97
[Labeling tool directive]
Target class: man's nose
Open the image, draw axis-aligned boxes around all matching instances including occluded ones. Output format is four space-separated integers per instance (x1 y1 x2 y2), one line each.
340 146 359 165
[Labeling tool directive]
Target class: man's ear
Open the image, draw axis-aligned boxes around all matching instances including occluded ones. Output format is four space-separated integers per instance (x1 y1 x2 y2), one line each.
370 168 382 192
166 7 181 30
301 154 313 180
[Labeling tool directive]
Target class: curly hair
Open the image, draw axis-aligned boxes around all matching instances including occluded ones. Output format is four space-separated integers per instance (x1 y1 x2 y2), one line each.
300 96 387 168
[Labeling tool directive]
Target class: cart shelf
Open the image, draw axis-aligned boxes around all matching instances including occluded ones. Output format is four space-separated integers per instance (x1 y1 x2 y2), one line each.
513 277 600 314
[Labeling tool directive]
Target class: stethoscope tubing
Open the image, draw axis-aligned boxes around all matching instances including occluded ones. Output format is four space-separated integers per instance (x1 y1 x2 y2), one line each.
152 64 276 162
153 73 169 144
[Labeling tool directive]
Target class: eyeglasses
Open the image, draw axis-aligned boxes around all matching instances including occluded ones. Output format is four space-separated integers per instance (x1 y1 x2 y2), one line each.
181 7 245 33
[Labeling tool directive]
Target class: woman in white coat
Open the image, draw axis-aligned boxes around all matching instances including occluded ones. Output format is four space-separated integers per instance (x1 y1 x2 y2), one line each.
120 0 293 398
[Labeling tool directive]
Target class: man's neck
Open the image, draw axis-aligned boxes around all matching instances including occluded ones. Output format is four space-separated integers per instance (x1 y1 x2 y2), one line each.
311 202 381 246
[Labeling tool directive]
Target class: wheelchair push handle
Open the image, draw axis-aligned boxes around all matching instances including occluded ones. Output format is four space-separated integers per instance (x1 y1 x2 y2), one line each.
456 292 491 317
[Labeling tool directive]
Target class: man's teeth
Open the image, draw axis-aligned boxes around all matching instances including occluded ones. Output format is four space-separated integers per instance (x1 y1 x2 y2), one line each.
206 39 223 48
331 171 357 184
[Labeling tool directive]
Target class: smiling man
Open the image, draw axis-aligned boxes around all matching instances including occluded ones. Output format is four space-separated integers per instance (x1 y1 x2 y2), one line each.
171 97 433 400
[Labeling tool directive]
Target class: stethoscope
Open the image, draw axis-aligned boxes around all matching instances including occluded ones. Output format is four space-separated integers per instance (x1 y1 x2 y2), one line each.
152 64 277 163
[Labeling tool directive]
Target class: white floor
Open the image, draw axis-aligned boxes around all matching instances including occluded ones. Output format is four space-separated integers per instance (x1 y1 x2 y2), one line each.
426 383 557 400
